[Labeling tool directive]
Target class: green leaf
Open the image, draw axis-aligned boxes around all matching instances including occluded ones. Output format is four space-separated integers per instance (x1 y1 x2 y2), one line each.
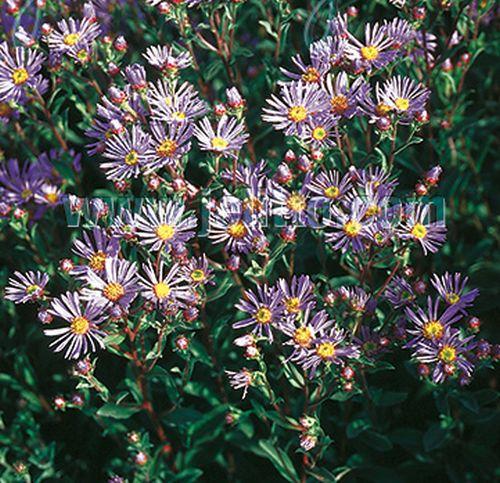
346 419 371 439
423 423 449 452
187 405 228 447
96 403 140 419
256 440 300 483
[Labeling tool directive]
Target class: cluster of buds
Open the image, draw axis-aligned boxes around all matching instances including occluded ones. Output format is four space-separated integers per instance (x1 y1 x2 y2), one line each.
234 334 260 359
298 415 321 451
415 165 442 197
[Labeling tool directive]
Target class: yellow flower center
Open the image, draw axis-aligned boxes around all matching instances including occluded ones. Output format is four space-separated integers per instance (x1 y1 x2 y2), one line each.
190 269 205 282
324 186 340 199
331 95 349 114
153 282 171 300
227 221 247 239
103 282 125 302
157 139 178 158
316 342 335 359
172 111 186 121
21 188 32 200
89 250 106 271
12 67 29 85
124 150 139 166
285 297 301 314
439 345 457 363
71 316 90 335
288 105 308 123
76 49 89 62
376 103 392 116
312 126 327 141
156 223 175 241
63 33 80 46
394 97 410 111
45 192 59 204
423 320 444 340
365 204 380 217
361 45 380 61
255 307 272 324
286 193 307 212
293 326 312 347
301 67 320 83
211 137 229 150
411 223 428 239
446 293 460 304
343 219 362 237
26 284 41 295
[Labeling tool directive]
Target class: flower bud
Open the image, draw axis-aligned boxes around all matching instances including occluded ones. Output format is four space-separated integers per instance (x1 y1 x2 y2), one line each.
441 58 453 72
107 62 120 76
341 366 355 380
310 149 324 162
376 116 391 131
183 307 199 322
415 109 429 123
53 395 66 410
297 155 313 172
244 345 259 359
275 163 293 184
284 149 296 163
412 6 426 20
214 103 227 116
226 254 240 271
147 175 161 191
468 316 480 331
175 336 190 350
234 334 255 347
108 86 126 104
299 434 317 451
114 35 128 52
413 280 427 294
38 309 53 324
347 6 358 17
424 165 442 186
59 258 74 273
114 180 130 192
415 183 428 196
134 451 148 466
280 226 296 243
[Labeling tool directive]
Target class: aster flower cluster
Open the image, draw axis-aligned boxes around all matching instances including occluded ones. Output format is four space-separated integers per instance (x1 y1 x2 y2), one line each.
85 45 249 185
4 198 215 360
385 271 497 385
0 149 80 221
263 14 431 148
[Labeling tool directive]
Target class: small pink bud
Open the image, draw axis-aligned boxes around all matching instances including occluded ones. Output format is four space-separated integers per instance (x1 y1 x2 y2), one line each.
59 258 74 273
175 336 189 351
113 35 127 52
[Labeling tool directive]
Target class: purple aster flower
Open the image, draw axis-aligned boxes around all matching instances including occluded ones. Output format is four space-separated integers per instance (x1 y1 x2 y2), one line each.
411 32 437 64
354 326 389 357
269 179 312 225
397 204 447 255
143 45 191 73
412 329 475 383
323 73 366 118
82 258 139 310
324 200 372 253
72 227 120 275
233 285 285 342
139 261 193 308
382 18 415 50
300 115 338 149
352 166 397 193
208 195 256 253
5 270 48 304
47 17 100 63
431 272 479 311
280 52 330 85
346 22 398 72
145 121 192 173
0 158 44 205
135 199 197 252
262 81 329 136
327 14 349 38
298 327 360 378
278 275 316 319
0 42 46 103
310 35 348 69
385 275 416 308
377 76 429 122
123 64 147 90
33 183 64 208
225 368 253 399
183 255 214 287
279 308 334 360
404 296 463 347
110 208 139 241
45 291 106 359
342 286 375 314
148 79 207 123
194 115 248 159
102 125 153 181
306 169 352 205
